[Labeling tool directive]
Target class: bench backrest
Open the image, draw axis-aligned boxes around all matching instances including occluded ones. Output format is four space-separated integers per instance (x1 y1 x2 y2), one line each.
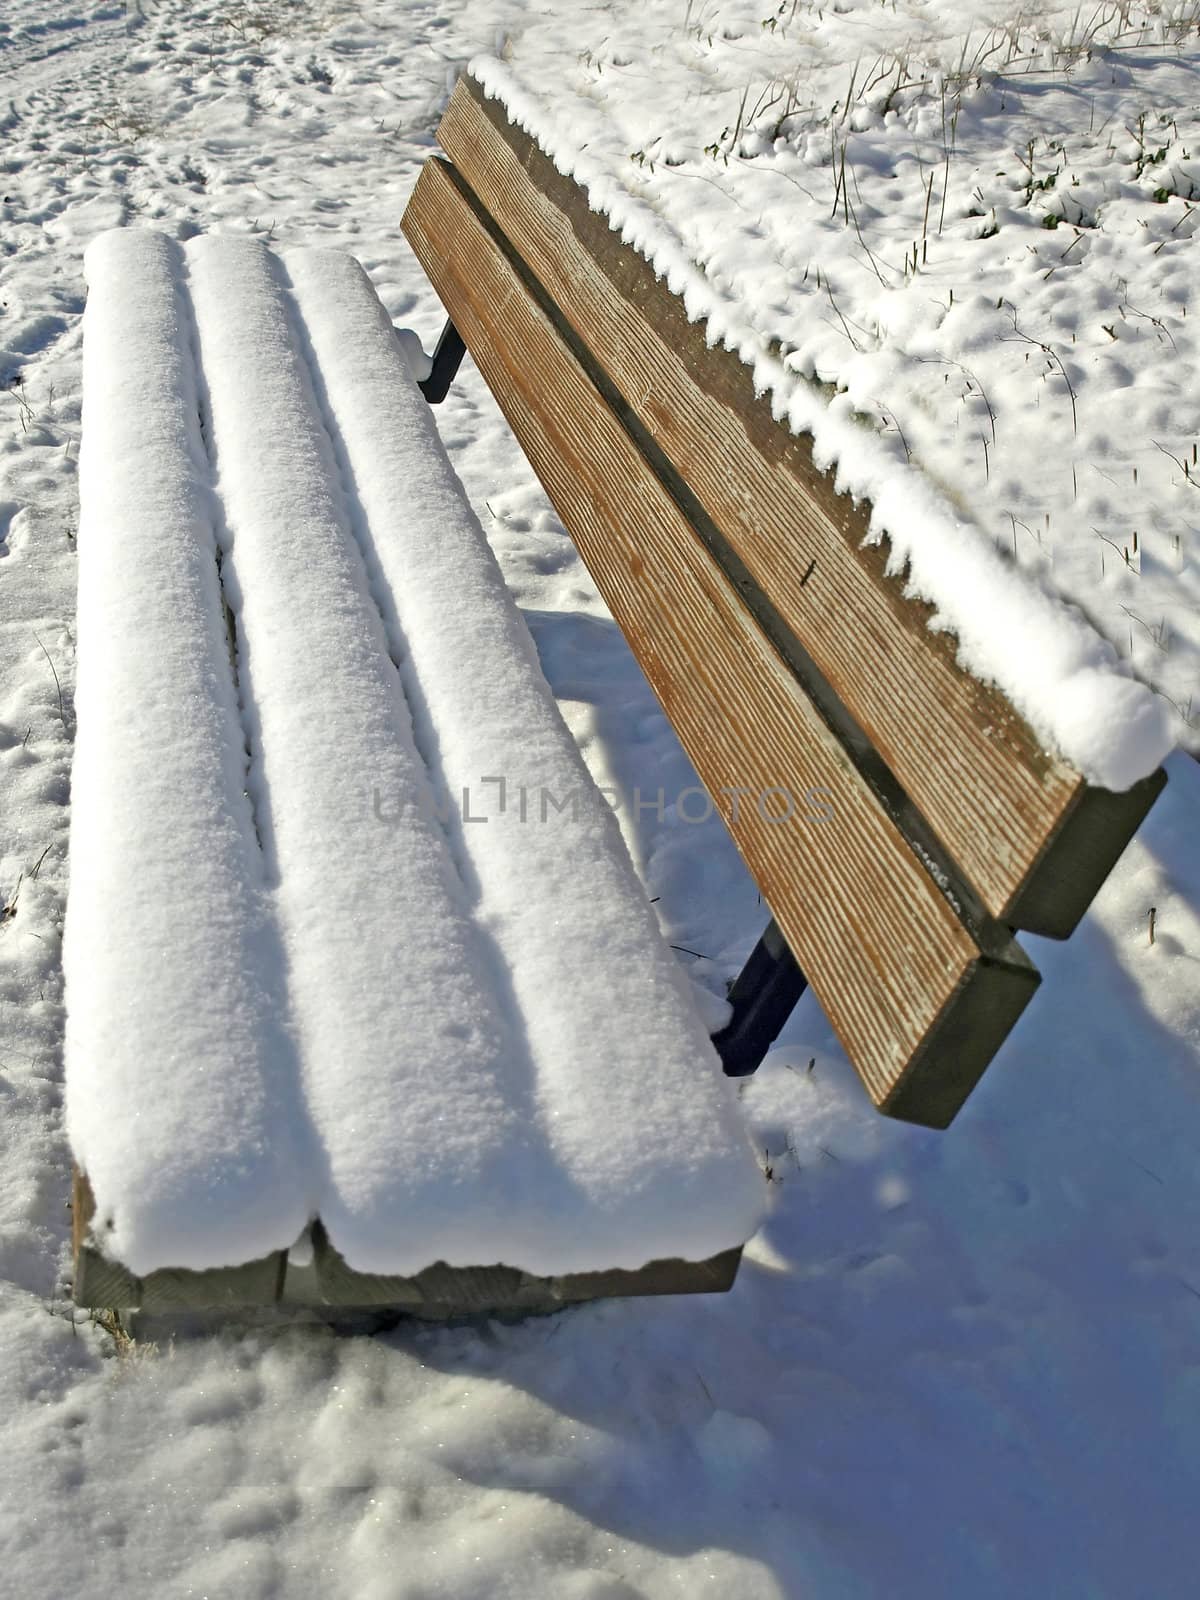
402 77 1165 1128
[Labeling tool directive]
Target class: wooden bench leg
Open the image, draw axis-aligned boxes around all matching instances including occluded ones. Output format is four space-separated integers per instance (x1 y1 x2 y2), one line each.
417 317 466 403
713 918 808 1077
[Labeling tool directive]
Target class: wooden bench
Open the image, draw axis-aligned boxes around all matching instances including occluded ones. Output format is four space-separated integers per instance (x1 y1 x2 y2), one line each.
67 77 1166 1314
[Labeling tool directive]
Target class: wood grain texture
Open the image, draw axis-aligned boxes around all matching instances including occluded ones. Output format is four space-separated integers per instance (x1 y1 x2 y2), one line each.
403 156 1039 1125
71 1170 288 1311
433 78 1165 938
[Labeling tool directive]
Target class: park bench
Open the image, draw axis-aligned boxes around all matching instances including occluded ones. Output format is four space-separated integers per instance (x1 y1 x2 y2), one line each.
67 76 1166 1314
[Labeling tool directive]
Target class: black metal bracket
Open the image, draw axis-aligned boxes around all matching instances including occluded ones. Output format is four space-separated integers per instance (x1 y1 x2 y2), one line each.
417 319 467 404
712 918 808 1077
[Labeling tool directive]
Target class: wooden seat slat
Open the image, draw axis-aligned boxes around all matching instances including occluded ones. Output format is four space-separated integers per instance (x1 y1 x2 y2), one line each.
430 78 1164 939
403 155 1039 1127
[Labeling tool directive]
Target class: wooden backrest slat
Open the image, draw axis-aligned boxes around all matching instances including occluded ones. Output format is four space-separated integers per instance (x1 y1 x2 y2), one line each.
433 78 1164 939
403 156 1039 1127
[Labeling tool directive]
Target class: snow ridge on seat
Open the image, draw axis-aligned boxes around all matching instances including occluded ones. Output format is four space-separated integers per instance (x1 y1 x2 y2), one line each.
65 230 312 1275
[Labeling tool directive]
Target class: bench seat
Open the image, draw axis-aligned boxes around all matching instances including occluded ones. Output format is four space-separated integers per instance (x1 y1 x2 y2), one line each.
65 228 765 1310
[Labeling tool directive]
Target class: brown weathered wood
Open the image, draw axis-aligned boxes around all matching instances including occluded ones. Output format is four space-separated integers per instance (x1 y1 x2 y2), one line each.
71 1170 288 1311
70 1171 743 1313
431 77 1165 938
403 155 1039 1125
311 1227 744 1314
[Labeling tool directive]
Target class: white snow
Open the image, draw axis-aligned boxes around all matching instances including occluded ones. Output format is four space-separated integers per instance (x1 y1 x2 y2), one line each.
66 225 763 1278
64 227 312 1274
1 3 1198 1596
282 244 763 1272
471 0 1200 785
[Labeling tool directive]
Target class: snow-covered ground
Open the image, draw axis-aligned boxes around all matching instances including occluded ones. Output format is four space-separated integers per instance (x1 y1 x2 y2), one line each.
1 3 1198 1595
481 0 1200 768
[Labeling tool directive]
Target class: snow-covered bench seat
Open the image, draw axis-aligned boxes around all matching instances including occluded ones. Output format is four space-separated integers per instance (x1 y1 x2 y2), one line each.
66 228 766 1313
401 75 1169 1129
